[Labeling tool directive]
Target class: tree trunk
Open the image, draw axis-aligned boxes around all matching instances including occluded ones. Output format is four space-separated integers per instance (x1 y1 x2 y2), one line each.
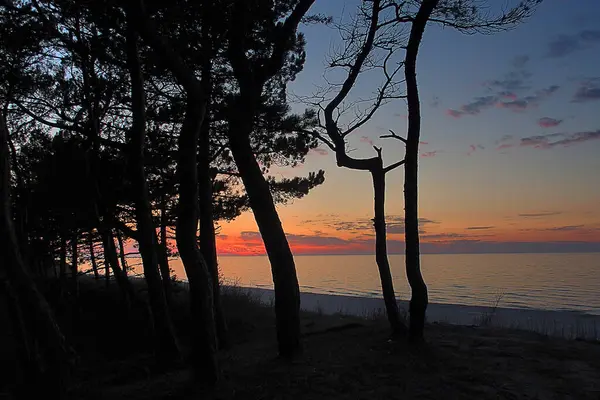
70 234 78 297
158 198 174 304
126 19 181 365
198 85 228 351
174 98 218 381
228 104 301 358
101 229 135 303
371 168 405 335
403 0 438 342
89 233 99 280
1 107 76 397
116 231 128 277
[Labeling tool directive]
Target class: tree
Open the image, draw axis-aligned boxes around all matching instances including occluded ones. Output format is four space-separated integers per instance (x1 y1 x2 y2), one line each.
133 0 324 359
298 0 408 335
124 7 182 364
385 0 542 341
224 0 316 358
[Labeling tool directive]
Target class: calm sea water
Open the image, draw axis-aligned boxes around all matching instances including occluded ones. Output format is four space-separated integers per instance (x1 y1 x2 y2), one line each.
168 253 600 315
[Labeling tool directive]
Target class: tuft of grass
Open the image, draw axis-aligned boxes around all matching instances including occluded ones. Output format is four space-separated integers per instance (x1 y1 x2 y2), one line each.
474 292 505 327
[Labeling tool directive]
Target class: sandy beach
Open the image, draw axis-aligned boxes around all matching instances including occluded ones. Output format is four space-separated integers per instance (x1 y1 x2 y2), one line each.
237 286 600 341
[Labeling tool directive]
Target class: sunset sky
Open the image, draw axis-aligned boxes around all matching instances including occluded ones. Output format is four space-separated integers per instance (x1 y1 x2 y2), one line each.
216 0 600 256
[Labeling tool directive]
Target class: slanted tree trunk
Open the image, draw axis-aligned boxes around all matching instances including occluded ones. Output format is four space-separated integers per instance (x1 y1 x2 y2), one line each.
116 232 128 277
371 167 404 335
228 101 301 358
89 233 99 280
403 0 438 342
1 107 76 397
125 18 181 365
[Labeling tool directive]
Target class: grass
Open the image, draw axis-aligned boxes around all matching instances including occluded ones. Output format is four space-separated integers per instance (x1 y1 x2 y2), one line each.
3 277 600 399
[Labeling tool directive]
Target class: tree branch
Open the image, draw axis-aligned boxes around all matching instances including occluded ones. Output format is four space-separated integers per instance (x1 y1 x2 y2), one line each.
380 129 407 144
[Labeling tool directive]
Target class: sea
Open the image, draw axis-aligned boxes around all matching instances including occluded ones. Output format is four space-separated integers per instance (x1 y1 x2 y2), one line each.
162 253 600 316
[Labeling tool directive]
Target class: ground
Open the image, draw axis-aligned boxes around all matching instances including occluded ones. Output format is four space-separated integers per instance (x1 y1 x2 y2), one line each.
3 279 600 399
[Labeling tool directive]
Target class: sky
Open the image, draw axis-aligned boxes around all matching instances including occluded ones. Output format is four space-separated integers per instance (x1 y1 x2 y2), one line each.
216 0 600 256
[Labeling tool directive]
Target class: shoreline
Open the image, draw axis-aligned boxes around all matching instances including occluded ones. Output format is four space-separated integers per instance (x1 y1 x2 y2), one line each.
228 286 600 341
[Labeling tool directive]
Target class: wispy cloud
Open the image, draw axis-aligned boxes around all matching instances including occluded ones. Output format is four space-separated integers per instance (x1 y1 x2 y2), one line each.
538 117 563 128
544 225 585 232
572 78 600 103
546 30 600 58
496 85 560 113
520 129 600 148
301 215 438 236
485 69 532 92
518 211 562 218
310 147 329 156
467 144 484 156
466 226 495 230
421 151 438 158
446 96 497 118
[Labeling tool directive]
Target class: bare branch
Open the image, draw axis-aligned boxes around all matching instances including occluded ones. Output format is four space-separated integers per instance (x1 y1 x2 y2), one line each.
381 129 407 144
383 158 405 174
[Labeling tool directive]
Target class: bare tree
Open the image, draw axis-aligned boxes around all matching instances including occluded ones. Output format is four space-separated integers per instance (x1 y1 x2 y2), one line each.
298 0 408 335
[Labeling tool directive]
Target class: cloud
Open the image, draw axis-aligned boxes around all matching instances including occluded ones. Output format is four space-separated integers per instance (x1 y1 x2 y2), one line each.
546 30 600 58
310 147 329 156
544 225 585 232
496 135 513 144
538 117 563 128
485 70 532 92
421 151 438 158
421 233 469 241
518 211 562 218
301 214 438 236
225 230 600 255
520 129 600 149
497 85 560 112
467 144 484 156
446 95 497 118
572 78 600 103
498 91 517 99
466 226 494 230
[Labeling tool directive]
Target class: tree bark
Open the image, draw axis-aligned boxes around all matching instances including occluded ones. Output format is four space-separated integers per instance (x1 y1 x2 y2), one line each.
1 107 76 396
403 0 439 342
228 100 301 358
89 233 99 280
116 231 128 277
126 17 181 365
371 168 405 335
